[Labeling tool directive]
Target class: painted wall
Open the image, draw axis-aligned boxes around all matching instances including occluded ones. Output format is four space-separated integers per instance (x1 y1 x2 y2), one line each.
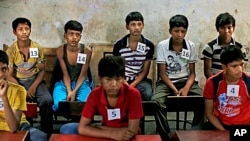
1 0 250 87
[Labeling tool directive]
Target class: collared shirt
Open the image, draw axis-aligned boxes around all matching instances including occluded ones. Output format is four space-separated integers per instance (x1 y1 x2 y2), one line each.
6 40 45 79
156 38 197 83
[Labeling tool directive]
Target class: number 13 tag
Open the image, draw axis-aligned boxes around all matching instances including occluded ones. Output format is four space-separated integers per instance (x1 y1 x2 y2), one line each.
29 48 39 58
181 49 190 60
107 108 121 120
227 85 239 97
77 53 87 64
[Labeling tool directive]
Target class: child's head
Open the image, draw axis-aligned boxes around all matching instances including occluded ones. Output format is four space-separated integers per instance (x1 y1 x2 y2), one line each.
64 20 83 33
98 56 125 78
169 15 188 30
12 17 31 31
125 11 144 25
220 45 244 65
0 50 9 79
215 12 235 31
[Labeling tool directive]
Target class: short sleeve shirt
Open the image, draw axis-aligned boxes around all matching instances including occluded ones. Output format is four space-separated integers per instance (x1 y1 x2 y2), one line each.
6 40 45 79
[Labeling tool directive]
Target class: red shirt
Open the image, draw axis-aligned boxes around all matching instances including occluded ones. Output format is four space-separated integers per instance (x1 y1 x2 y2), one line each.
82 84 144 127
203 71 250 125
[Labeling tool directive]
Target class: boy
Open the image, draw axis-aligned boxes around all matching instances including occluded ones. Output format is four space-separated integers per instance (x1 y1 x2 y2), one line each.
202 12 247 79
113 11 154 101
0 50 47 141
52 20 92 112
151 15 203 141
202 45 250 130
6 17 53 134
60 56 143 141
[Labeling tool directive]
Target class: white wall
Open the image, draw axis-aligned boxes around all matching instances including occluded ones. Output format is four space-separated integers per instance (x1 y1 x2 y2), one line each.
1 0 250 87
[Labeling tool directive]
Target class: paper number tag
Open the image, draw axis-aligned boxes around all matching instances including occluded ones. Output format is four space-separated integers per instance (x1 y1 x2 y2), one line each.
136 42 146 53
107 108 121 120
227 85 239 97
0 98 3 111
77 53 87 64
181 49 190 60
29 48 39 58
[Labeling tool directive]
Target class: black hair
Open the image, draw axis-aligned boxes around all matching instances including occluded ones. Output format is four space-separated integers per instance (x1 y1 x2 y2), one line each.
12 17 31 31
125 11 144 25
169 15 188 30
0 50 9 66
220 45 244 65
64 20 83 33
215 12 235 30
98 56 125 78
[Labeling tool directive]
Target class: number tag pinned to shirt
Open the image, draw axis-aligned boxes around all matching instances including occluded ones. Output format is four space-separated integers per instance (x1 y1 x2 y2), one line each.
107 108 121 120
136 42 146 53
29 48 39 58
227 85 239 97
77 53 87 64
0 98 3 111
181 49 190 60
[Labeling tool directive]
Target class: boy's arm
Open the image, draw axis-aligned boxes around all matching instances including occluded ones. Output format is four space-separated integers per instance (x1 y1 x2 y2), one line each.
130 60 151 87
78 116 136 141
158 63 179 95
73 46 92 94
204 57 213 79
27 62 45 99
179 63 196 96
56 46 72 95
7 67 19 84
205 99 225 130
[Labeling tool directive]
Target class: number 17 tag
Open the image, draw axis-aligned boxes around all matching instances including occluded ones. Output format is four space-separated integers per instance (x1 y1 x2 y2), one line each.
77 53 87 64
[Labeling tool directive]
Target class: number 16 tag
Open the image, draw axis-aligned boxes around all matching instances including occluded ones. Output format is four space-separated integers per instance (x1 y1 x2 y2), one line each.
77 53 87 64
181 49 190 60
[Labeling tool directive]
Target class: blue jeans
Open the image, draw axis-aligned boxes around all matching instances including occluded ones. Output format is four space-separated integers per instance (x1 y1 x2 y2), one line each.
60 123 79 134
52 80 91 111
19 123 47 141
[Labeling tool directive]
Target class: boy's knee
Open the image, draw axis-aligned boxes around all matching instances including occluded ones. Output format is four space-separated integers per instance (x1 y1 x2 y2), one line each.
60 123 79 134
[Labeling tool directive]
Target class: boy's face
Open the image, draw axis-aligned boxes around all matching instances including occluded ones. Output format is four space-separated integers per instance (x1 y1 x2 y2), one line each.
100 76 124 96
13 23 31 41
126 21 144 36
217 24 235 42
169 27 187 44
223 59 244 80
64 29 82 47
0 62 8 80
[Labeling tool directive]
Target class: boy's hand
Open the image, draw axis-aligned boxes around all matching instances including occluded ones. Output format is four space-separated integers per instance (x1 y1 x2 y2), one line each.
179 87 189 96
111 129 135 141
67 91 76 101
0 79 8 97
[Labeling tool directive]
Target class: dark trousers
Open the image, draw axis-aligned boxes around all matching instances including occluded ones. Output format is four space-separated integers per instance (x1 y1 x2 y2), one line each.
19 77 53 135
151 79 204 141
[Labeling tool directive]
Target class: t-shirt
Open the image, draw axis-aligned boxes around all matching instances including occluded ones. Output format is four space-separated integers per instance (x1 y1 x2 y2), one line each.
0 81 29 131
156 38 197 83
82 83 144 127
6 40 45 79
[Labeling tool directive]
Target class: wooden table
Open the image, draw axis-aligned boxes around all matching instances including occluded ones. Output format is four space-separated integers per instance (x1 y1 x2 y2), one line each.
49 134 161 141
0 130 29 141
176 130 229 141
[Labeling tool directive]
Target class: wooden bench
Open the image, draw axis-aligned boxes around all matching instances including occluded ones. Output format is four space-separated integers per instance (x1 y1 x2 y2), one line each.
23 103 38 126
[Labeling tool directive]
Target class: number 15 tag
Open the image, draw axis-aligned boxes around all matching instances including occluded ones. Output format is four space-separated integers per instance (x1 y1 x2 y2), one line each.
77 53 87 64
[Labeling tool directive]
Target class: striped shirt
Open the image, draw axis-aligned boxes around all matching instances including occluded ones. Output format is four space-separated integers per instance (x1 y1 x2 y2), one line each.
202 37 246 74
113 34 154 81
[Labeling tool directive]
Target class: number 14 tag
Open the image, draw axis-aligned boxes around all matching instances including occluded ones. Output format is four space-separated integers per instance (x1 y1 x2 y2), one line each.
227 85 239 97
77 53 87 64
